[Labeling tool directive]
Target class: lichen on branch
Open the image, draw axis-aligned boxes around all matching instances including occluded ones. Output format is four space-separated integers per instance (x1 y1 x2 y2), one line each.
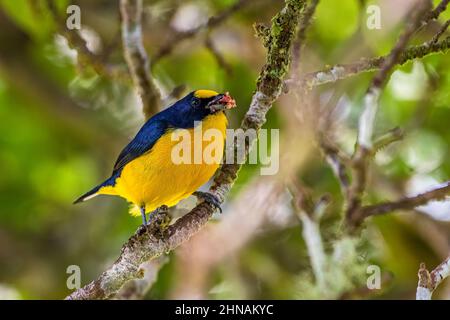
120 0 162 118
299 36 450 88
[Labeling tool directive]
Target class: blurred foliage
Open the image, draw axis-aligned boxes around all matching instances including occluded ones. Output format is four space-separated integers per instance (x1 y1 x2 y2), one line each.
0 0 449 300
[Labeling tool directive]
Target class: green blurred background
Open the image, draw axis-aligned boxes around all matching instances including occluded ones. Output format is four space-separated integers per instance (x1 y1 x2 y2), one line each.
0 0 449 299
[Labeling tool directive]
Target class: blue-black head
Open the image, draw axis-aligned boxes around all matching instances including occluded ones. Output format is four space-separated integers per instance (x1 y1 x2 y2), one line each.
160 90 236 128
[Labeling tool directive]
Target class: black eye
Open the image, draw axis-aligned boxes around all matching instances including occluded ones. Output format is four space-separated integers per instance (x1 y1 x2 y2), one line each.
191 98 201 107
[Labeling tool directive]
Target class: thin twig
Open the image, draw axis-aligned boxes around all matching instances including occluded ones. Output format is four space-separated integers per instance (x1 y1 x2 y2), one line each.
287 0 450 89
46 0 126 79
296 36 450 88
161 84 187 107
428 19 450 45
292 0 320 77
360 181 450 218
120 0 162 118
66 0 306 300
205 36 233 74
153 0 254 63
368 2 432 94
426 0 450 21
319 137 351 193
371 127 404 156
289 180 329 290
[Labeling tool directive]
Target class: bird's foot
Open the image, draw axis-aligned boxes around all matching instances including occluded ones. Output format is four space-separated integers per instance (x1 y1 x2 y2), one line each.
136 205 171 236
193 191 222 213
149 205 171 228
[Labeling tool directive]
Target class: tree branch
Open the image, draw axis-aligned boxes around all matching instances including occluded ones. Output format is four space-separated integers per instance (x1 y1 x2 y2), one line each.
114 256 169 299
360 181 450 218
291 0 320 77
417 255 450 300
297 36 450 88
428 19 450 46
371 127 404 156
290 180 329 289
294 0 450 88
153 0 255 63
345 0 432 228
205 36 233 74
426 0 450 21
319 136 351 194
66 0 306 300
120 0 162 118
46 0 127 80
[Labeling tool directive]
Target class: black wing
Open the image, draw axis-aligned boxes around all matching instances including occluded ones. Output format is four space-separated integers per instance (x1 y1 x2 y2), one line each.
112 119 170 175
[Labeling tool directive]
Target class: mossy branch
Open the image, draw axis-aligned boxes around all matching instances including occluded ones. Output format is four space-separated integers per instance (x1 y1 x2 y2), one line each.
298 36 450 88
120 0 162 119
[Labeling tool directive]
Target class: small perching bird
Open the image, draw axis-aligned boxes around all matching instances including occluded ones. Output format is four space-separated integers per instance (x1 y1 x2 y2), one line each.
74 90 236 225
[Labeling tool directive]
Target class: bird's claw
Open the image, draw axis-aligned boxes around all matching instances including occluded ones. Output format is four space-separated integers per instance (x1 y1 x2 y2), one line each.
147 205 169 226
151 206 171 233
193 191 222 213
137 205 170 236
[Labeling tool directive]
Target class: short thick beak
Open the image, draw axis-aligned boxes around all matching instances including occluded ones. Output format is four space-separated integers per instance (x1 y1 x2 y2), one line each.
207 92 236 112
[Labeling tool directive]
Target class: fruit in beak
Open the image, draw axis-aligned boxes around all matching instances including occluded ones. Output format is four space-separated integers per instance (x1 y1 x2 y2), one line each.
207 92 236 112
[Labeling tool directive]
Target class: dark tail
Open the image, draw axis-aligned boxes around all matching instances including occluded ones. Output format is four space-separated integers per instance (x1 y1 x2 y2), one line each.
73 174 118 204
73 185 102 204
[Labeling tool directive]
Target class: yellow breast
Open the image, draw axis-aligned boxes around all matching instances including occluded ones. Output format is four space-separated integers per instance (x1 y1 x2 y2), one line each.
100 112 228 214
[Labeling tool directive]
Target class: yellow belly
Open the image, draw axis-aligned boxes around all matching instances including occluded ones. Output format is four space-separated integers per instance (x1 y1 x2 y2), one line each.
99 112 227 215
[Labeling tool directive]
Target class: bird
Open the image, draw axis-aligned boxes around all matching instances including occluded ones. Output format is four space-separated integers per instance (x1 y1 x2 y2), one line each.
74 89 236 225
